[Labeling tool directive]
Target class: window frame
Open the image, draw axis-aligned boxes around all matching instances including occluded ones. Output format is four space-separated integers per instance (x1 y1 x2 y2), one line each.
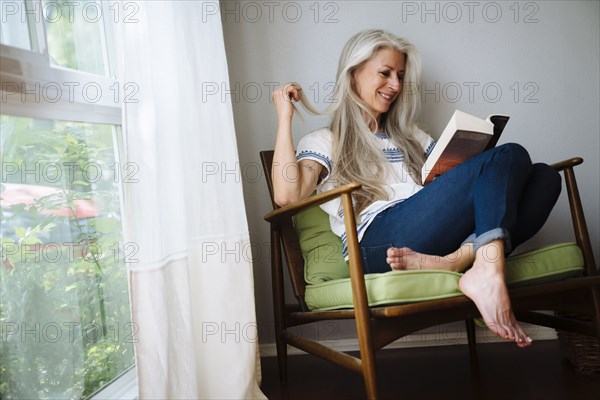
89 365 137 400
1 43 122 125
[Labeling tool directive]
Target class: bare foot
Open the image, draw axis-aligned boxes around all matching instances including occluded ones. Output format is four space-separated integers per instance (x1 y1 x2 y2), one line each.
386 247 467 272
459 253 532 348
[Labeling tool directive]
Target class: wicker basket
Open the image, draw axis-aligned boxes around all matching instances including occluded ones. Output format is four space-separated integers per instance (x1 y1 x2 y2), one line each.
557 314 600 374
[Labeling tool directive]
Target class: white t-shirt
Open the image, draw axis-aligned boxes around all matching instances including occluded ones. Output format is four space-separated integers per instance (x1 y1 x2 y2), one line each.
296 127 436 259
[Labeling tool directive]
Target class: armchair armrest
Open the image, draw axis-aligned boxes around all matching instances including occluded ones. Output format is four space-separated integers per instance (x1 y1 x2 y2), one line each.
264 182 362 225
550 157 597 276
551 157 583 171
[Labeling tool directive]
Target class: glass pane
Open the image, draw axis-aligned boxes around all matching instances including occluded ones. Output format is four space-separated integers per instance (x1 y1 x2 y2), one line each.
0 115 134 399
0 0 32 50
43 0 109 75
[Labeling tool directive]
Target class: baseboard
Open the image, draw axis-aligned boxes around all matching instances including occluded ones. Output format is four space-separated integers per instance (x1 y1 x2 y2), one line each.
259 323 557 357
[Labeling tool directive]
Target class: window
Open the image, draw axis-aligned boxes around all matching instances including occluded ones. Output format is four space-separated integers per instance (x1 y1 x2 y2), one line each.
1 1 135 398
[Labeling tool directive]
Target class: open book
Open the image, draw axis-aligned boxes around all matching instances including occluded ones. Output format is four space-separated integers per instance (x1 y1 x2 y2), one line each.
421 110 509 185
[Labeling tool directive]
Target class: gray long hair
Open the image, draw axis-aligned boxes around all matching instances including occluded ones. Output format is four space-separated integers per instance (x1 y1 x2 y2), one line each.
299 29 426 214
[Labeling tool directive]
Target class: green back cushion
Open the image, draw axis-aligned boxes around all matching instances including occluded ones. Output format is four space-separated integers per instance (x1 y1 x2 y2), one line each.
294 204 350 285
294 203 585 311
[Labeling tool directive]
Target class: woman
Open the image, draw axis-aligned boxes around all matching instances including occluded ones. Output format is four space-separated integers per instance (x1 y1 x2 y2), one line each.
271 29 561 347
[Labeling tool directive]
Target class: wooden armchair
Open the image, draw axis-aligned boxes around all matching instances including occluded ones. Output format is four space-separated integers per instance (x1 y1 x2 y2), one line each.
260 150 600 399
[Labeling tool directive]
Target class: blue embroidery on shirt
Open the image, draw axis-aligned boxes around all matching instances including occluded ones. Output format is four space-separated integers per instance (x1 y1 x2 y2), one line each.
382 148 404 163
296 150 333 172
425 140 437 157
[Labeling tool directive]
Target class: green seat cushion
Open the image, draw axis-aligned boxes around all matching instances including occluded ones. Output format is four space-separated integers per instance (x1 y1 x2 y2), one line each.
305 269 464 311
305 243 584 311
504 242 584 286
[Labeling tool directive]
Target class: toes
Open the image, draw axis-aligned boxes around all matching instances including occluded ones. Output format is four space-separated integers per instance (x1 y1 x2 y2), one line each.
487 321 511 340
388 261 401 270
515 335 533 348
526 336 533 345
485 320 534 347
506 326 518 341
388 258 407 270
503 321 532 347
387 247 413 257
511 321 530 343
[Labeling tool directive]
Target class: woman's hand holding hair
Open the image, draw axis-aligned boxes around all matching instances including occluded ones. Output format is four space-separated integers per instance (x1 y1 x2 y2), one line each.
272 83 302 121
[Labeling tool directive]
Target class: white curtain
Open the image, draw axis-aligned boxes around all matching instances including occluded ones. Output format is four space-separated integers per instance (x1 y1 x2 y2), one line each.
113 2 266 398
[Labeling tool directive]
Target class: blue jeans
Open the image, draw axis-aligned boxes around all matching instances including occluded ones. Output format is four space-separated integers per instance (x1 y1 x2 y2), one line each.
359 143 562 274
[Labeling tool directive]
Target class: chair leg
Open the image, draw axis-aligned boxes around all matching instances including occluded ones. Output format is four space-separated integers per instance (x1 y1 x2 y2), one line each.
465 319 483 397
465 319 478 361
362 358 378 400
564 167 600 336
271 227 288 382
356 312 378 399
354 303 378 399
275 330 288 383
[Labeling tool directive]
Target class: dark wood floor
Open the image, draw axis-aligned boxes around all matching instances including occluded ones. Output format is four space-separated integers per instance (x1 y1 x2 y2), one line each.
260 340 600 400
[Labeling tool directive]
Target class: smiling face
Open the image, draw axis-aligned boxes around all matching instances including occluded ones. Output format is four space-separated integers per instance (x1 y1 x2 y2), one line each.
352 47 405 125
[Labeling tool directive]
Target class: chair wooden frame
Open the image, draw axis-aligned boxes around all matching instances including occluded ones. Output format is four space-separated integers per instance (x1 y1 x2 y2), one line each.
260 150 600 399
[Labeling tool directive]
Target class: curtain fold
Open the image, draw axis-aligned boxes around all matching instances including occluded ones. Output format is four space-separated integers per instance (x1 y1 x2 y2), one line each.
114 2 265 398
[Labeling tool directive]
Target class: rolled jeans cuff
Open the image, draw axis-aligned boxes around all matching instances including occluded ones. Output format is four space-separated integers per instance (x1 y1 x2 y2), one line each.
473 228 512 254
461 233 476 247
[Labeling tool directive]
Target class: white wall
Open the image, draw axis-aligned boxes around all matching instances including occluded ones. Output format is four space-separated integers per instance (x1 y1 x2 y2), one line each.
220 0 600 345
